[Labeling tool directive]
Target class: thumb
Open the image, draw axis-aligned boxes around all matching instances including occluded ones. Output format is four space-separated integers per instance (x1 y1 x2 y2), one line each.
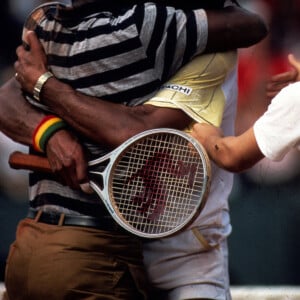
21 28 31 51
25 30 43 52
80 182 94 194
288 54 300 75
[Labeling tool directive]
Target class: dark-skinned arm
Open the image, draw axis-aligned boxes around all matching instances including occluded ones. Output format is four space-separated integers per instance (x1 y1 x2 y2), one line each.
8 4 268 187
14 5 268 149
0 78 43 145
15 31 192 149
0 78 89 190
205 5 268 53
13 4 268 148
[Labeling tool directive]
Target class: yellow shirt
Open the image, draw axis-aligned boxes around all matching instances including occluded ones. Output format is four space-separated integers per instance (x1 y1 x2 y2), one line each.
145 51 237 130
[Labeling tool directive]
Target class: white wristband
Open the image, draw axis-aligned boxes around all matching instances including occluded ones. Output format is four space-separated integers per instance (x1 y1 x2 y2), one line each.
33 71 54 102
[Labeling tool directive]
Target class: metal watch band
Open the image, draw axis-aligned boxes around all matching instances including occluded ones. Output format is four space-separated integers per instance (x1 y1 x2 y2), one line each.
33 71 54 102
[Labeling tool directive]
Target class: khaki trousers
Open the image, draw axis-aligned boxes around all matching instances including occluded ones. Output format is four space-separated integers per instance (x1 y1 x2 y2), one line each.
5 218 149 300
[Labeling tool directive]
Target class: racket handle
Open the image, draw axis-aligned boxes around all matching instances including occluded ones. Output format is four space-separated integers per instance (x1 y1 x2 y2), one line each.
9 151 52 173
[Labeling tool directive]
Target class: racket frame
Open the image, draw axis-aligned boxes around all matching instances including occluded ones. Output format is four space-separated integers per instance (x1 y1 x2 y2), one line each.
88 128 211 238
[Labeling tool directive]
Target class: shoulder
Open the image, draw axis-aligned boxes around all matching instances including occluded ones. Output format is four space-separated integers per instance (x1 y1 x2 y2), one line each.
270 81 300 111
23 2 64 30
140 3 205 25
281 81 300 98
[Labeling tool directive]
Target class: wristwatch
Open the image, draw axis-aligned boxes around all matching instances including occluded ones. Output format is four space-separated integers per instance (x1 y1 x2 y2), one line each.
33 71 54 102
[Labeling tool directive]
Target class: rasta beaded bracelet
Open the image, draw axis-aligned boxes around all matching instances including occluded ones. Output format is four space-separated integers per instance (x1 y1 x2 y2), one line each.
33 115 67 153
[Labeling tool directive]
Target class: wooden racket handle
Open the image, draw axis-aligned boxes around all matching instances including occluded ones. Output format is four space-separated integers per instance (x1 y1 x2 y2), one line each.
9 151 52 173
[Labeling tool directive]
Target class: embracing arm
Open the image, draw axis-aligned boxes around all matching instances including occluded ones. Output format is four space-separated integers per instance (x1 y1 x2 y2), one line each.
0 78 90 190
15 32 191 149
205 5 268 52
33 80 190 149
44 88 190 148
191 123 265 173
13 3 268 149
0 77 43 145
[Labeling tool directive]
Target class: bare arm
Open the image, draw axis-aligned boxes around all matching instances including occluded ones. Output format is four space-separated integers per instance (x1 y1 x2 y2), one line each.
0 78 89 190
15 31 192 149
191 54 300 172
13 3 268 148
205 6 268 53
41 86 190 148
0 77 43 145
191 123 265 172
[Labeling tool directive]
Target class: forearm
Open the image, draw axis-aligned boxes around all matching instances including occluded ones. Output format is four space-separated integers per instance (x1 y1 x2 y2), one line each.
202 135 238 171
40 78 191 148
0 78 90 189
204 128 264 172
0 78 45 146
205 6 268 53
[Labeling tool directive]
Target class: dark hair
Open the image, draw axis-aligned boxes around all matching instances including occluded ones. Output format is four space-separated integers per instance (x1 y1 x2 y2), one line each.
124 1 228 10
163 0 241 10
72 1 240 14
161 1 227 10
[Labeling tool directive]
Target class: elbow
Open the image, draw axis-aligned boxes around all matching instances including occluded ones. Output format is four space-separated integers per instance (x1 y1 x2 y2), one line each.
246 17 269 46
216 154 249 173
222 163 246 173
227 8 269 49
257 19 269 42
218 161 241 174
238 8 269 47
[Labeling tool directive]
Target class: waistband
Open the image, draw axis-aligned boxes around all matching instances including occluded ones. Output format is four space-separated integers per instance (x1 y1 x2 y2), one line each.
27 208 125 233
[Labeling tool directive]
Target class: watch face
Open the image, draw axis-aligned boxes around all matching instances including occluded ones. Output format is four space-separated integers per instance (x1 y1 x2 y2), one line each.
33 72 54 102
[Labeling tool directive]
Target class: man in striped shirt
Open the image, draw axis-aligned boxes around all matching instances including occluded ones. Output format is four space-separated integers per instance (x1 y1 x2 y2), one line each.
1 1 267 299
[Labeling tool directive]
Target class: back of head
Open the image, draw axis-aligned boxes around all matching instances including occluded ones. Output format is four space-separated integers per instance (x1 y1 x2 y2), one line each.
71 0 239 12
161 0 227 10
122 1 229 10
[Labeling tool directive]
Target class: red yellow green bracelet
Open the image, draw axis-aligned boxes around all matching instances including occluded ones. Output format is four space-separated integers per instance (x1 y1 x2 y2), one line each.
32 115 67 152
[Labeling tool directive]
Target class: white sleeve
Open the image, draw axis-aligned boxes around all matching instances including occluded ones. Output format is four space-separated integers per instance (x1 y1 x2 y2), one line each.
253 82 300 161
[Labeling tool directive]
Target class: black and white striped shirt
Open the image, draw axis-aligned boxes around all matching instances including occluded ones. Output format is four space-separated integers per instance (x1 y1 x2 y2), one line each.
25 1 208 216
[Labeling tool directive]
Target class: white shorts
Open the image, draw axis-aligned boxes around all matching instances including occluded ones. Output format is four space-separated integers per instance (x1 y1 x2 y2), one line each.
143 227 232 300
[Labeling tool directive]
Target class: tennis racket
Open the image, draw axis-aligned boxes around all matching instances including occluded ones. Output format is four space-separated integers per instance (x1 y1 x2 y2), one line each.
9 128 211 239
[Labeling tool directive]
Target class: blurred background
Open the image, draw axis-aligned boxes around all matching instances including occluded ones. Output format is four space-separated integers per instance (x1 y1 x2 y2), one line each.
1 0 300 286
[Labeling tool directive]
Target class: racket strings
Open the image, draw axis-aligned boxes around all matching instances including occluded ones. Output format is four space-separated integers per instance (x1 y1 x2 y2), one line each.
111 133 208 236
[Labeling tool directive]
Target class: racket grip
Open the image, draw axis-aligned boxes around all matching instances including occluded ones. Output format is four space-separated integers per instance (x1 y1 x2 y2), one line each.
9 151 52 173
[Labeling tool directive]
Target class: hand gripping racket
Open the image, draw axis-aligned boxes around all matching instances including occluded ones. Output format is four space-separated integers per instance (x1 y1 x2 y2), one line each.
9 128 211 239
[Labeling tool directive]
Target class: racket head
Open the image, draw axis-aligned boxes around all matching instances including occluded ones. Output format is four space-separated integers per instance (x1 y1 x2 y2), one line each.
90 128 211 239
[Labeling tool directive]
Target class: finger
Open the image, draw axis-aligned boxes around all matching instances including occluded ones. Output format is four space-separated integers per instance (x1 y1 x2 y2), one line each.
192 123 203 132
266 82 289 94
14 60 19 72
58 168 78 189
190 131 197 139
15 45 25 58
22 41 30 51
269 69 297 84
48 158 73 187
61 159 82 190
26 31 44 53
266 91 279 101
288 54 300 81
75 158 93 194
13 61 24 84
288 53 300 70
80 182 94 194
